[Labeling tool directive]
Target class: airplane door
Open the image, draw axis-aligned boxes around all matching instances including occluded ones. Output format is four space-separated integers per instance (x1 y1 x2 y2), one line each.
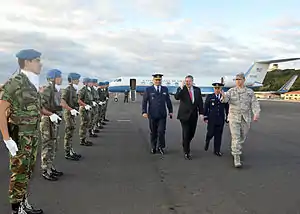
129 79 136 101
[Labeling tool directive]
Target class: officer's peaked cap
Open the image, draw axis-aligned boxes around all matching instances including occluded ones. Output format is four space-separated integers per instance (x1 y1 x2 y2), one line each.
98 82 105 86
83 77 91 83
212 82 224 87
16 49 41 60
152 73 163 79
91 78 98 83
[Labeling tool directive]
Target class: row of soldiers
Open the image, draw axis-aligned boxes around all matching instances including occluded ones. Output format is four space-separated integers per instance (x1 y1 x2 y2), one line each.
40 71 110 181
0 49 110 214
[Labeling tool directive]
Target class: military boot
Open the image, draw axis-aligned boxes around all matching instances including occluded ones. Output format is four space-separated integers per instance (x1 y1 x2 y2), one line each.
65 151 80 161
51 167 63 176
80 139 93 146
97 122 104 129
89 129 98 137
70 148 82 158
42 169 58 181
233 155 242 168
21 197 43 214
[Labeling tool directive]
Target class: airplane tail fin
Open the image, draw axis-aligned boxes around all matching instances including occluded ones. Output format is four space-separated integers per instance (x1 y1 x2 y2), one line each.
277 74 298 93
245 57 300 86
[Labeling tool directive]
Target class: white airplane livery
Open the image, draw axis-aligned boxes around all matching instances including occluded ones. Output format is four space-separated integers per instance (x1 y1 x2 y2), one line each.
108 57 300 98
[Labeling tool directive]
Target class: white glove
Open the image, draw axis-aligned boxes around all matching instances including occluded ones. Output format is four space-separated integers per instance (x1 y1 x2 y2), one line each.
85 105 92 110
106 97 108 100
98 101 102 105
92 101 97 106
70 109 79 116
103 101 106 104
49 113 62 123
4 138 18 156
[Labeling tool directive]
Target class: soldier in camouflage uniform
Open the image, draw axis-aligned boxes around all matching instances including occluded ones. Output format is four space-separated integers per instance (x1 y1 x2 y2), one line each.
97 82 107 126
40 69 64 181
0 49 44 214
103 81 110 122
91 78 100 133
78 78 95 146
60 72 81 160
221 72 260 168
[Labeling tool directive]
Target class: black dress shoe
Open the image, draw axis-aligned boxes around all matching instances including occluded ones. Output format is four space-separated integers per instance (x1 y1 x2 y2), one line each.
214 151 223 156
22 201 43 214
204 140 209 151
184 154 192 160
151 149 156 154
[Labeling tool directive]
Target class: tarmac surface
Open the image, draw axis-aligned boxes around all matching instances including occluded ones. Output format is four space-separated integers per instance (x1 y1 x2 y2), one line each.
1 96 300 214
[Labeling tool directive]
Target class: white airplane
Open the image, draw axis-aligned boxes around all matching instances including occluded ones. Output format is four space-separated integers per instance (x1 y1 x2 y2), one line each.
254 74 298 95
108 57 300 100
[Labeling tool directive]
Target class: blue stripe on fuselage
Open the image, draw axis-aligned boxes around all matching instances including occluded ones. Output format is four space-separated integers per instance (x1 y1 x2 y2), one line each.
108 85 231 94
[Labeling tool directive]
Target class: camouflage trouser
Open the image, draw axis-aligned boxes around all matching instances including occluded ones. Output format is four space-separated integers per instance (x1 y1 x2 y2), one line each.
63 110 76 154
91 105 99 129
9 132 38 204
229 117 250 155
79 106 91 140
99 103 105 122
40 116 59 171
104 99 108 118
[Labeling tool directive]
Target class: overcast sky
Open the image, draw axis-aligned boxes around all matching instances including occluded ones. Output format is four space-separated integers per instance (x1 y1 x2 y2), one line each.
0 0 300 85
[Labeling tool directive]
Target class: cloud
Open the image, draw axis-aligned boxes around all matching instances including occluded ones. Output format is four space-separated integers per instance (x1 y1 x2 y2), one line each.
0 1 300 86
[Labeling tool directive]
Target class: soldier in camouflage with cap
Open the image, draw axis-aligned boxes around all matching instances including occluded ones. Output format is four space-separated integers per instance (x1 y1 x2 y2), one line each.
103 81 110 122
97 82 107 127
40 69 64 181
91 78 100 133
60 72 81 161
78 78 95 146
0 49 45 214
221 72 260 168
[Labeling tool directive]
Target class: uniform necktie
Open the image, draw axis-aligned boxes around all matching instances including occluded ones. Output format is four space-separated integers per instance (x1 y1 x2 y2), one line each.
189 89 192 100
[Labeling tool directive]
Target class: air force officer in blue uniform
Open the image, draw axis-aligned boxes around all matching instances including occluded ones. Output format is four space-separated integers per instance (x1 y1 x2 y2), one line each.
142 74 173 154
203 82 229 156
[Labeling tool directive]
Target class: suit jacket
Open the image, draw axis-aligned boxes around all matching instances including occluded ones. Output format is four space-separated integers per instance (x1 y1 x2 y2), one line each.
174 86 204 121
204 93 229 125
142 85 173 119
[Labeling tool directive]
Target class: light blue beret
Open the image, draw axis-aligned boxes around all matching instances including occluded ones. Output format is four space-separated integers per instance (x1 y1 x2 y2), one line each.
16 49 41 60
68 72 81 80
83 77 91 83
91 79 98 83
46 69 62 79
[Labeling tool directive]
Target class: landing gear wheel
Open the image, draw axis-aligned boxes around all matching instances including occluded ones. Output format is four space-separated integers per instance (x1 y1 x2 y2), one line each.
114 97 118 102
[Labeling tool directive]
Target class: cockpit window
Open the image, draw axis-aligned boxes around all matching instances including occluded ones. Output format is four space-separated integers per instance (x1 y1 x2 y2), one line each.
114 78 122 82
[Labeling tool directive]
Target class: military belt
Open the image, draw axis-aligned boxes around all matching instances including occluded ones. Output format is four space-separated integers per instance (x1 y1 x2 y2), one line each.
18 124 38 132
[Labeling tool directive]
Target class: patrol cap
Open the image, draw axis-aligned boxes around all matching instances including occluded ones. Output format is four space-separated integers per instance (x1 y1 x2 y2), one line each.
91 78 98 83
67 72 81 80
212 82 224 87
46 69 62 79
235 72 245 80
16 49 41 60
152 73 163 80
83 77 91 83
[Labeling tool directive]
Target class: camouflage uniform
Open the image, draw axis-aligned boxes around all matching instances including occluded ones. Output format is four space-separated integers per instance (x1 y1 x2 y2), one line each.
103 81 110 121
91 79 100 133
98 82 107 125
0 48 43 214
221 73 260 167
78 78 94 145
61 73 81 160
40 70 63 181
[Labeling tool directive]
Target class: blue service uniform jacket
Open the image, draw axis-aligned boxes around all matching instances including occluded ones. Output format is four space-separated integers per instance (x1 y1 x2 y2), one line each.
142 85 173 119
204 93 229 125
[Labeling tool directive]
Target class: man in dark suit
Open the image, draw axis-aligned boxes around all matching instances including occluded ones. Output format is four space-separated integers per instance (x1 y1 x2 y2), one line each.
203 82 229 156
142 74 173 155
174 75 204 159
